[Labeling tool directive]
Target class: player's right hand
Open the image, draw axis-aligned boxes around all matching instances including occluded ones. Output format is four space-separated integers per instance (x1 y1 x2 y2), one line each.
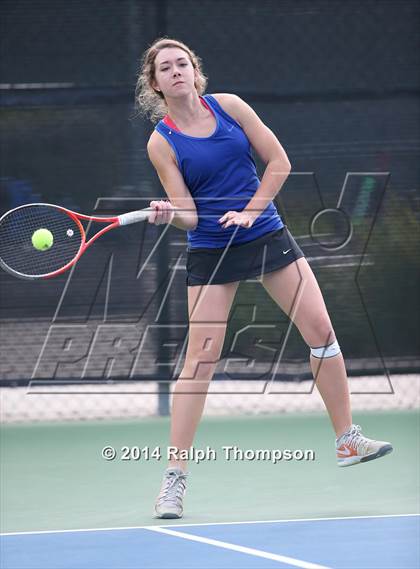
148 200 175 225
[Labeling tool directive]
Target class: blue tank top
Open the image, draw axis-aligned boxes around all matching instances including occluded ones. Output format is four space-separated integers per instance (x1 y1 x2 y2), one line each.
155 94 284 248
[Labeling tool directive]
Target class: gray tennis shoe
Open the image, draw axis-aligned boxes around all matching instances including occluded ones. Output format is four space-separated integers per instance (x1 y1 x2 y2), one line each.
154 467 188 519
336 424 393 467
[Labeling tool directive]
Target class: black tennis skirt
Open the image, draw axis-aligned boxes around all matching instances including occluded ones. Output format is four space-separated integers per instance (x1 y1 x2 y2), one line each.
186 225 304 286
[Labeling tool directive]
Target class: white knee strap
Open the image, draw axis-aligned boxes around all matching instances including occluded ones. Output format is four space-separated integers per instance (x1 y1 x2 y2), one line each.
310 340 341 359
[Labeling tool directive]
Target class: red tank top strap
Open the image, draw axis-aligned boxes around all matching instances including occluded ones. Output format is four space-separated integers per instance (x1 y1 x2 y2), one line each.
163 115 178 130
200 96 212 113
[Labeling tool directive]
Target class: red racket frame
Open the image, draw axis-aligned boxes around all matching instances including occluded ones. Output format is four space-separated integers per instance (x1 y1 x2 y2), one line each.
47 206 120 278
0 203 151 280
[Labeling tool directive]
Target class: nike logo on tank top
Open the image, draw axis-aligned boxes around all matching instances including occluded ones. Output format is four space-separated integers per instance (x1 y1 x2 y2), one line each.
155 94 284 248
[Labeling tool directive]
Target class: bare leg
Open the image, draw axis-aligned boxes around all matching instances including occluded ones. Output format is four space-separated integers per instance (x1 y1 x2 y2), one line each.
262 257 352 438
169 281 239 471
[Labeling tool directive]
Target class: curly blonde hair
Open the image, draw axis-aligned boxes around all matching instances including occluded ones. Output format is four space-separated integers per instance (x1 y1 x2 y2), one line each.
135 37 208 124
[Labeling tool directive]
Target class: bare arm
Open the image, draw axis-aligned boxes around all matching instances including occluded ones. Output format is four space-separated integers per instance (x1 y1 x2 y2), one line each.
147 132 198 231
212 93 291 227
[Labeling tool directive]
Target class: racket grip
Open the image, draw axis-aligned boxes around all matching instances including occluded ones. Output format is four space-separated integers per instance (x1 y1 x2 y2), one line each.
118 208 152 226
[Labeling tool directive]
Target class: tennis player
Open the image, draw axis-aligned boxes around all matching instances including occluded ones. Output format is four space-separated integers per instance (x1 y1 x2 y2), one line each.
135 38 393 519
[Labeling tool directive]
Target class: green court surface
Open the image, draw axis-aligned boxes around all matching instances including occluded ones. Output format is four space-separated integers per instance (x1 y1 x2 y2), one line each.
1 410 418 533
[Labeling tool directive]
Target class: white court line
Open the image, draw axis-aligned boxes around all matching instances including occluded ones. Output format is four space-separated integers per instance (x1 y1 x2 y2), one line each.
0 513 418 537
146 526 330 569
153 512 420 529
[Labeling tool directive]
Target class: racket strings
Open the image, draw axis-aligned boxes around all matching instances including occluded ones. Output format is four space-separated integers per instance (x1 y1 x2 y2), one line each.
0 205 83 277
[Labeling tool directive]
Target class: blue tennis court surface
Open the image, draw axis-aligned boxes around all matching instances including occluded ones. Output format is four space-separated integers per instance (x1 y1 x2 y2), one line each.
1 514 418 569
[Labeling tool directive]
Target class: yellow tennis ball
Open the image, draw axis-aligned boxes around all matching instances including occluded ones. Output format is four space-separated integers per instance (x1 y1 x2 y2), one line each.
32 228 54 251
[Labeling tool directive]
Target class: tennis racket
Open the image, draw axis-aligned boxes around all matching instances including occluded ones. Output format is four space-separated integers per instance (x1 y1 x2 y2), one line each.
0 203 152 280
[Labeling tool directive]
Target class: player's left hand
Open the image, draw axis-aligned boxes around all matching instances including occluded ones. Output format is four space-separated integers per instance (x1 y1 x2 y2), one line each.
218 210 256 229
